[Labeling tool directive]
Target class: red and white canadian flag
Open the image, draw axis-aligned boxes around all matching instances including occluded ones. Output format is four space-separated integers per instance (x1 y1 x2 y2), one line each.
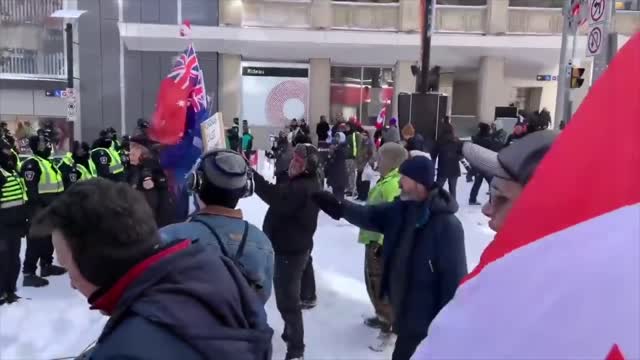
412 33 640 360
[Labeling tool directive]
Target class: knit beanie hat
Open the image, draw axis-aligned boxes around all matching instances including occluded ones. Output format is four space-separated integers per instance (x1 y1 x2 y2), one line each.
378 142 408 177
399 156 435 190
200 150 248 190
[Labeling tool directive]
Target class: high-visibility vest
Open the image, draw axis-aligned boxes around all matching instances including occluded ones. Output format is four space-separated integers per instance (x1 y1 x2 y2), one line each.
350 133 358 157
60 153 93 181
90 148 124 176
11 149 21 169
0 167 28 209
22 156 64 195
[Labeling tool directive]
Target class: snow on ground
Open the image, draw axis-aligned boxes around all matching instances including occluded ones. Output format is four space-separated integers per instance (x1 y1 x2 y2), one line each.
0 178 494 360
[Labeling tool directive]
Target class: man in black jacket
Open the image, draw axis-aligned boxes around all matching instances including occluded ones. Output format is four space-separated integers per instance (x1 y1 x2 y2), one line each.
316 115 330 145
313 156 467 360
31 179 273 360
469 123 499 205
253 143 321 360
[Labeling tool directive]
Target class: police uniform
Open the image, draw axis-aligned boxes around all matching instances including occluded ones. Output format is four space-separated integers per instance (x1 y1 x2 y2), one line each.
90 146 125 182
57 152 93 190
0 166 28 300
20 155 64 278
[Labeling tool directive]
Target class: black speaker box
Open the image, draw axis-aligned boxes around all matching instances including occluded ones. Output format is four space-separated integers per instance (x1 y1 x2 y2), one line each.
398 92 448 144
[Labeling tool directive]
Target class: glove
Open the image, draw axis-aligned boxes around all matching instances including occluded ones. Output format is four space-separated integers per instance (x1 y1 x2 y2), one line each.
312 191 343 220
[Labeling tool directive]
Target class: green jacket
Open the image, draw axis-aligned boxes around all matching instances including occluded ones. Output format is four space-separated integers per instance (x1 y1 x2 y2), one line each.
358 168 402 245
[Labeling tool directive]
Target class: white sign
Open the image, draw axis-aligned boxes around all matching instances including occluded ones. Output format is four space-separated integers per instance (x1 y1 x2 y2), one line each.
200 112 226 152
588 0 609 25
587 25 605 56
66 102 77 121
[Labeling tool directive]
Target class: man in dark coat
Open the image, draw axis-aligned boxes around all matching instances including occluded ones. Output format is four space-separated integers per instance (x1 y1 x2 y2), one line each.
128 134 175 227
316 115 330 144
432 123 462 201
253 144 321 360
326 132 349 199
469 123 500 205
31 179 273 360
313 156 467 360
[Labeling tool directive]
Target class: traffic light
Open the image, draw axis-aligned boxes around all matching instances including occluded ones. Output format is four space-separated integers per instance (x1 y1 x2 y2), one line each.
570 67 586 89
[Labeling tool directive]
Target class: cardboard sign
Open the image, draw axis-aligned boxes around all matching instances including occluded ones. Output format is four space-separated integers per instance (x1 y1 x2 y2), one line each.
200 112 226 152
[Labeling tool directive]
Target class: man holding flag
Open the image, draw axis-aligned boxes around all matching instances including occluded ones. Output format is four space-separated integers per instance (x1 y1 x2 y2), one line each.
412 33 640 360
148 39 210 220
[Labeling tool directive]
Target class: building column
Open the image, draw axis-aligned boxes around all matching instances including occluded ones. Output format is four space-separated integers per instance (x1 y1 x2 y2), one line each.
311 0 332 29
392 60 415 118
309 58 331 141
439 73 454 116
477 56 506 123
399 0 420 32
220 0 243 26
486 0 508 34
218 54 242 127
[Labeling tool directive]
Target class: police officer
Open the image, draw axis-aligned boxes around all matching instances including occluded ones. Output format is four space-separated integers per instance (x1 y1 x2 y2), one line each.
0 137 29 304
57 141 93 190
21 134 66 287
90 129 125 182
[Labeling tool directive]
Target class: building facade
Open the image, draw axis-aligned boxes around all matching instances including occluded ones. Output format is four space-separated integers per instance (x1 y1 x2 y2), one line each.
3 0 639 148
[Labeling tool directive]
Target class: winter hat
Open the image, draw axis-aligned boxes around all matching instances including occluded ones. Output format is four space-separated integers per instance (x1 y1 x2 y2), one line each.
200 150 248 190
378 142 408 177
389 117 398 126
406 134 425 152
399 155 435 190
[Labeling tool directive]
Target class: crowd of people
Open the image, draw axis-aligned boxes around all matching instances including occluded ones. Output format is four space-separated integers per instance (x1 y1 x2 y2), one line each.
1 108 556 360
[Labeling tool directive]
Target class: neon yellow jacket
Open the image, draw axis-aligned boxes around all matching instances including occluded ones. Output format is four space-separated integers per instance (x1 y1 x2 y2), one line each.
358 168 402 245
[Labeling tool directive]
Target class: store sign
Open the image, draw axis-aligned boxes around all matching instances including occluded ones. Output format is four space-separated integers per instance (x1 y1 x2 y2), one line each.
536 75 558 81
44 89 66 97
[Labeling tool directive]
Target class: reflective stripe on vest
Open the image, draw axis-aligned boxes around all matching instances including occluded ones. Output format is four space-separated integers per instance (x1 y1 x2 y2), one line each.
60 153 93 181
351 133 358 157
26 156 65 194
0 167 27 208
90 148 124 176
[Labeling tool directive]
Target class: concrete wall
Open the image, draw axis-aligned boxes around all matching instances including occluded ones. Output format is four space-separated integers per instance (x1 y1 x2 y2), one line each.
78 0 219 140
218 54 242 128
78 0 122 140
309 58 330 141
393 60 416 118
0 88 66 117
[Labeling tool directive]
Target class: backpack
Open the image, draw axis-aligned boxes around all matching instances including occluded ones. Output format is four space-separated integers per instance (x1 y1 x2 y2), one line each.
189 218 264 294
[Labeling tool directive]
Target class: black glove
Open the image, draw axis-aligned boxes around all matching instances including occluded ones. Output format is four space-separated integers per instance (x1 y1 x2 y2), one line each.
312 191 343 220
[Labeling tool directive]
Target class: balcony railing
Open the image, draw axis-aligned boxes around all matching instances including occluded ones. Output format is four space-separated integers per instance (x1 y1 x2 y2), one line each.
0 49 65 79
332 2 400 30
507 7 563 34
435 5 486 33
0 0 62 26
242 0 312 28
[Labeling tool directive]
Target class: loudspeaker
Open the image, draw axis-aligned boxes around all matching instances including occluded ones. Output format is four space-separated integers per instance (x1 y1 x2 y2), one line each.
398 92 448 144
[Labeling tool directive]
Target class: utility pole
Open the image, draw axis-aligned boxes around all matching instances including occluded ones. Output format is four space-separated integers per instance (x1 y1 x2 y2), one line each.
554 0 573 129
65 23 73 89
418 0 434 94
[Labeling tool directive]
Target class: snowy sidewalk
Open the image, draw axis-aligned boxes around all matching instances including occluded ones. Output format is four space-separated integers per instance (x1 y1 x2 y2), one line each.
0 180 493 360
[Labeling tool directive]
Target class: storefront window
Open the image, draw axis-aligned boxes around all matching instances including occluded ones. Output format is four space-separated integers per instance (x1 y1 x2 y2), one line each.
508 0 563 7
0 115 73 154
330 66 394 126
616 0 640 10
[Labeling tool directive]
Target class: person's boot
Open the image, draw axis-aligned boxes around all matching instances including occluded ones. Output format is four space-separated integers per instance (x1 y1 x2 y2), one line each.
300 298 317 310
23 273 49 287
363 316 387 329
469 200 481 206
40 264 67 277
368 328 396 352
0 293 6 306
6 292 21 304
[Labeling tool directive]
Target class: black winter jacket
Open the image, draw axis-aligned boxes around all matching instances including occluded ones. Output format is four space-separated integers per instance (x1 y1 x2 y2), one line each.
326 143 348 189
342 189 467 336
128 158 175 227
316 122 330 142
254 172 321 254
432 139 462 178
85 239 273 360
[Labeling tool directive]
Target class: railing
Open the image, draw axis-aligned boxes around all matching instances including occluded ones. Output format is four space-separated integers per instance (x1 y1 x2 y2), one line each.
507 7 563 34
435 5 487 32
332 1 400 30
0 0 62 25
0 49 65 78
242 0 312 28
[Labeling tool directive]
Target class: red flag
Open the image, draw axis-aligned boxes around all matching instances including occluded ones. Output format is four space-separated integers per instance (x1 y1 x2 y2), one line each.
148 44 200 145
606 345 626 360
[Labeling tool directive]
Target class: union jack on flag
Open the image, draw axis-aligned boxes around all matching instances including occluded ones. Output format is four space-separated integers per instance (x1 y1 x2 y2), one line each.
168 44 200 90
190 67 207 113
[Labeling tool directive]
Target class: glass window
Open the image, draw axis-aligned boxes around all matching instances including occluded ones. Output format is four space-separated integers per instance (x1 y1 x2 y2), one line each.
330 66 394 126
616 0 640 10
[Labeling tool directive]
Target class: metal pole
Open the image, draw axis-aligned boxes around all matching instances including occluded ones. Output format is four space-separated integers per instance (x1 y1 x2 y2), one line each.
554 0 572 129
418 0 433 94
65 22 73 89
